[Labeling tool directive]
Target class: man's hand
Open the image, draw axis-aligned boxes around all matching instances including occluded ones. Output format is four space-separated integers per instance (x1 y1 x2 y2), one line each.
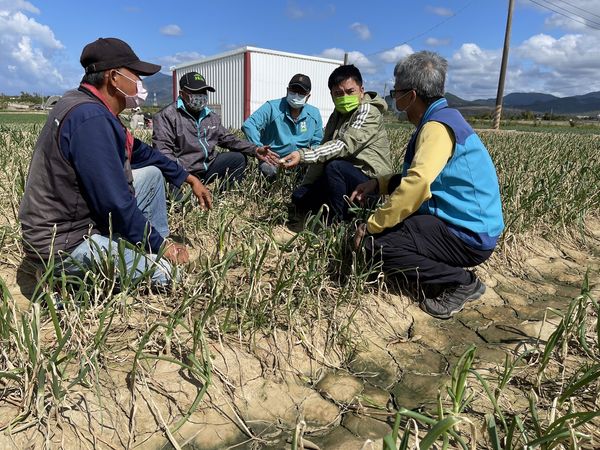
350 179 378 205
353 222 368 250
256 145 280 166
280 151 301 169
186 174 212 210
163 241 190 264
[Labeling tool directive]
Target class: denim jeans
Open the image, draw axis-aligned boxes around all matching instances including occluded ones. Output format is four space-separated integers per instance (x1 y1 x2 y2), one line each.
62 166 173 286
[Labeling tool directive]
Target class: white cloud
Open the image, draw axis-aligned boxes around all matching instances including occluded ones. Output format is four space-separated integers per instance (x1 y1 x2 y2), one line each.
350 22 371 40
446 43 503 99
526 0 600 32
379 45 413 64
319 48 377 74
427 6 453 17
285 0 335 19
0 0 39 14
286 0 305 19
425 37 450 47
517 33 600 68
515 32 600 95
0 5 70 94
160 24 182 36
157 51 205 72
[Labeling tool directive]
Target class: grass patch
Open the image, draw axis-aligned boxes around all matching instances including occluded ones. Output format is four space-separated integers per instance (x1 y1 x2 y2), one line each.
0 113 48 126
0 123 598 447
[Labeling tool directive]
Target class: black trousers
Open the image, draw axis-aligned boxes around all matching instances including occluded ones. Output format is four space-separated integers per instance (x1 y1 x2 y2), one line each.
365 215 493 286
291 160 370 220
195 152 248 186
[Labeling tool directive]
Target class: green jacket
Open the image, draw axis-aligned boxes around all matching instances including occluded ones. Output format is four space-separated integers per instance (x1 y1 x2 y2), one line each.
299 92 392 185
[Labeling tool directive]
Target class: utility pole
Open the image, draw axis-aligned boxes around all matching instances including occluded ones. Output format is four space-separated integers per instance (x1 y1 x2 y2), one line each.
344 52 348 65
493 0 515 130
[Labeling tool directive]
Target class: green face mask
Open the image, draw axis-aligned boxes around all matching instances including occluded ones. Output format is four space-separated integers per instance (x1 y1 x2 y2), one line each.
333 94 360 114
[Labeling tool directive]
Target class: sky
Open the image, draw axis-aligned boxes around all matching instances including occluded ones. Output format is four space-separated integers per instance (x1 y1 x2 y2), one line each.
1 0 600 100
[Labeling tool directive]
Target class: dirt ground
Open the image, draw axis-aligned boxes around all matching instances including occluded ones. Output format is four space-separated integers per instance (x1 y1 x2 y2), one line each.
1 220 599 449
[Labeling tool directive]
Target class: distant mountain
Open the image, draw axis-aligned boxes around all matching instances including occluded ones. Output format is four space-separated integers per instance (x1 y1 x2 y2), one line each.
447 91 600 116
445 93 472 107
143 72 173 107
503 92 559 106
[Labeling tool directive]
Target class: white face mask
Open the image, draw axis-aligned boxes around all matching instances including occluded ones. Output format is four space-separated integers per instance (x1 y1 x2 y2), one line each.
286 92 308 109
186 93 208 112
394 89 414 113
115 70 148 108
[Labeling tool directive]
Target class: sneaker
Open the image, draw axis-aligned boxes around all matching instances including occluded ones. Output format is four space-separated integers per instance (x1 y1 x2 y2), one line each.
419 277 486 319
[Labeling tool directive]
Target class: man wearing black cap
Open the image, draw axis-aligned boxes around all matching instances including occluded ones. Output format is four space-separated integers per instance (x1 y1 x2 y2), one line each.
281 64 392 222
153 72 275 188
19 37 212 286
242 74 323 179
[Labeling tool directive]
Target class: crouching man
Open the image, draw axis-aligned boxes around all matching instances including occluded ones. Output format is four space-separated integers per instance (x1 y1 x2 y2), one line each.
19 37 212 286
352 51 504 319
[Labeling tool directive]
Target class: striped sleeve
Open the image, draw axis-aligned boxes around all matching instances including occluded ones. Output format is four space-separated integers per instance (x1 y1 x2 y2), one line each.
300 102 378 164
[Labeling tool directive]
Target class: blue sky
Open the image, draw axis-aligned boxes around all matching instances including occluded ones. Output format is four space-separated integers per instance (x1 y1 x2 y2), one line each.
1 0 600 99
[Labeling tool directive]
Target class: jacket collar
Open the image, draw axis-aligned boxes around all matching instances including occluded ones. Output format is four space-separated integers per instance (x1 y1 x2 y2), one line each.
281 97 310 121
420 97 448 126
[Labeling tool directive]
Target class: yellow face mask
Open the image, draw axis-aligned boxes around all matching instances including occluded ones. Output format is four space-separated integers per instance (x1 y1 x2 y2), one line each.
333 94 360 114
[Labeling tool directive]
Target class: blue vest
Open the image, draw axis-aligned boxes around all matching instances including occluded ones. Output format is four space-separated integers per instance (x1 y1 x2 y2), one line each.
403 98 504 250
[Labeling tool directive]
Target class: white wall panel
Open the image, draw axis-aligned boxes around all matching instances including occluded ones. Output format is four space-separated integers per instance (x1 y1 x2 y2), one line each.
173 47 342 130
174 53 245 129
250 51 341 127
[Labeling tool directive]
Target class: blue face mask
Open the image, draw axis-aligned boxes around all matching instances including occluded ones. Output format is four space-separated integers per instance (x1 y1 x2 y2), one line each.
286 92 308 109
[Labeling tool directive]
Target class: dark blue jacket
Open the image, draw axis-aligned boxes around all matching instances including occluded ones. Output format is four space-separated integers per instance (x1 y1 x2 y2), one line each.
19 87 187 258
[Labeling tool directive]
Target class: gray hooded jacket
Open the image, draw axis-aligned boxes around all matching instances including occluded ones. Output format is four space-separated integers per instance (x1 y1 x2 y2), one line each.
152 99 257 175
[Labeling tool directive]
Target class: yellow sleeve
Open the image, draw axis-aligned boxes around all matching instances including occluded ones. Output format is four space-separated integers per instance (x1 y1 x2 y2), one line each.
367 121 454 234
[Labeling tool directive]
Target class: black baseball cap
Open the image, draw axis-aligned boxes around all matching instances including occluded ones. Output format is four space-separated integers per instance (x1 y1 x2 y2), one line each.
179 72 216 92
288 74 311 93
80 37 161 76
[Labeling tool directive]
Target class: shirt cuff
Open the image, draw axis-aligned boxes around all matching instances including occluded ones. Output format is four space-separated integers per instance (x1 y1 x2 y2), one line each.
366 215 384 234
172 169 189 188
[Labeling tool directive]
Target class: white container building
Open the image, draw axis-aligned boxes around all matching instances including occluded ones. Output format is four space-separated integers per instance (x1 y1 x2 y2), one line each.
171 47 343 129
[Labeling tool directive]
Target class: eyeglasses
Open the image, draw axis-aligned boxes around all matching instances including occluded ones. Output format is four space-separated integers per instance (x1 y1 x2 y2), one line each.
390 88 412 98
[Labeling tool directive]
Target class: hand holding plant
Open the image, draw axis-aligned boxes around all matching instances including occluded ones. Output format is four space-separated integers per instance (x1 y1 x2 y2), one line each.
280 150 301 169
353 222 368 250
350 178 378 205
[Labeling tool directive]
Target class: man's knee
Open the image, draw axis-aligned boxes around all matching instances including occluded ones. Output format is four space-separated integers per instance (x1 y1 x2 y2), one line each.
229 152 247 170
133 165 162 182
323 159 346 177
132 165 164 191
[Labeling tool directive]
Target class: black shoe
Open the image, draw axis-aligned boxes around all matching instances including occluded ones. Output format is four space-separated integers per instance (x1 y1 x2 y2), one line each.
419 277 486 319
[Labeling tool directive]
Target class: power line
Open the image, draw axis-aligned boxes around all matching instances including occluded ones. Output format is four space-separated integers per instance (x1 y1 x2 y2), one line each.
527 0 600 30
363 0 476 59
553 0 600 20
541 0 600 27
